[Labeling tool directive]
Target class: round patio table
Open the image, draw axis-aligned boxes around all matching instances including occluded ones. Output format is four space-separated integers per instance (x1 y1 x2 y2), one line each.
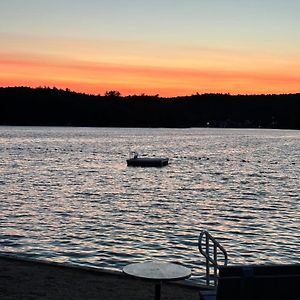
123 261 191 300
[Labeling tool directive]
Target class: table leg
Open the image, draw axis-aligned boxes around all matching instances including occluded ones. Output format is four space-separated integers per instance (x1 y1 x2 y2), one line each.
155 281 161 300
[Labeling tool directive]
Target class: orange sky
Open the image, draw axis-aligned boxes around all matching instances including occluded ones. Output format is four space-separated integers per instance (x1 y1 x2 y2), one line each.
1 36 299 97
1 1 300 96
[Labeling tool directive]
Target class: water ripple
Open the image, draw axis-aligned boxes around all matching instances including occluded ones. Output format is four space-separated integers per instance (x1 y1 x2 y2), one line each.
0 127 299 274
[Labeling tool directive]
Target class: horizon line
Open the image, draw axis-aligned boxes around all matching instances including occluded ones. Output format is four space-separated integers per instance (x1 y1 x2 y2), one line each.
1 85 300 98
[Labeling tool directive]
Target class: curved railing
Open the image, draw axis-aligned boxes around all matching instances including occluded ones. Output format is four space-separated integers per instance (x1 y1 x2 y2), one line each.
198 230 228 286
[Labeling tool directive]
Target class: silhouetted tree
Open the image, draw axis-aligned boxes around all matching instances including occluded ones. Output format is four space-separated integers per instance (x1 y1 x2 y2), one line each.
0 87 299 129
105 90 121 97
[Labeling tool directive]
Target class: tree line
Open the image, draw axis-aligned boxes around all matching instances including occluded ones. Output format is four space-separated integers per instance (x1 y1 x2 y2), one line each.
0 86 299 129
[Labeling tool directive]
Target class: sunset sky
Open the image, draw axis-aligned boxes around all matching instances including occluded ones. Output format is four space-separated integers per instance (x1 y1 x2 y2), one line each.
1 0 300 96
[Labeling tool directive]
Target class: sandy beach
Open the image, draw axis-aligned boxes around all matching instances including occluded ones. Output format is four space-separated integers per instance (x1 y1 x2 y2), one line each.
0 254 205 300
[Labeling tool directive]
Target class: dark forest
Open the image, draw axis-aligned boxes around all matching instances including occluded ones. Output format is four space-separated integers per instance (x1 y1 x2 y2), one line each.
0 87 299 129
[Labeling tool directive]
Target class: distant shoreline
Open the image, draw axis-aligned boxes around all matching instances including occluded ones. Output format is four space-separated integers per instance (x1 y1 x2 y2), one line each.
1 87 299 130
0 125 299 132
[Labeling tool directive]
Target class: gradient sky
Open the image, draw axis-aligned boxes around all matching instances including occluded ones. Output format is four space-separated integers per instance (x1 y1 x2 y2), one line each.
1 0 300 96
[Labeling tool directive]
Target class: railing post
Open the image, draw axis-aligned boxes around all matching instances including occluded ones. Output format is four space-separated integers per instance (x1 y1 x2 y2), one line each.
205 233 210 285
213 243 217 286
198 230 228 287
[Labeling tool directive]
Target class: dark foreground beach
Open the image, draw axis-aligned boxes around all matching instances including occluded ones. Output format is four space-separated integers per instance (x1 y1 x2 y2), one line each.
0 255 204 300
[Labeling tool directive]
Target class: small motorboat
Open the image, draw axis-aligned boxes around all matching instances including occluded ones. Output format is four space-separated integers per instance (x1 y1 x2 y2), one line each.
127 152 169 167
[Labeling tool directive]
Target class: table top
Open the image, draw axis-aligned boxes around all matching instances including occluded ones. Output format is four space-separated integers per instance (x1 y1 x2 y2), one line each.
123 261 192 281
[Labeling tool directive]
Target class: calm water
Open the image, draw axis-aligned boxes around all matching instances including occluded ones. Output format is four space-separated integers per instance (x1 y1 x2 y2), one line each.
0 126 299 276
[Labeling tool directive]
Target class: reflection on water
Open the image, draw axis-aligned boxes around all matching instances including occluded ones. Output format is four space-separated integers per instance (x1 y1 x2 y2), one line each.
0 127 299 274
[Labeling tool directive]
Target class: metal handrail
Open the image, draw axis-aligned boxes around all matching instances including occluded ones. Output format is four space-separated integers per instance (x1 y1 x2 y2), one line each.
198 230 228 286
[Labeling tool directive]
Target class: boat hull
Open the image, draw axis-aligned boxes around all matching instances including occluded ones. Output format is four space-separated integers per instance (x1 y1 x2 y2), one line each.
127 158 169 167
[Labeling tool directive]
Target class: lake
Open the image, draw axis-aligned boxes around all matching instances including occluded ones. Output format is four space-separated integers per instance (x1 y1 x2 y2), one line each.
0 126 299 276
